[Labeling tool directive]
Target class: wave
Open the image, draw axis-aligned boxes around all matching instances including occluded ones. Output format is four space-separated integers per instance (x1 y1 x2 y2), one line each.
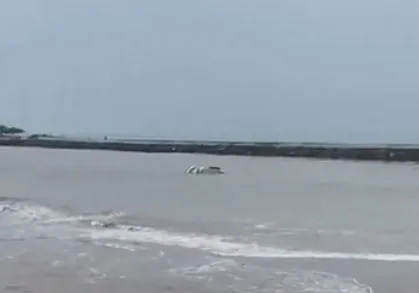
2 200 419 263
81 224 419 262
0 201 63 223
0 199 123 225
0 200 382 292
170 260 373 293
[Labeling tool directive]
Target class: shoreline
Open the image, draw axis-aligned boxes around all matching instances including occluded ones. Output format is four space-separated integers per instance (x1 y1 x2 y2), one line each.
1 137 419 162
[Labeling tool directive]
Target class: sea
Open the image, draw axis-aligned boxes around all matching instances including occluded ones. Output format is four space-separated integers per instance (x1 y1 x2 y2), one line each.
1 146 419 293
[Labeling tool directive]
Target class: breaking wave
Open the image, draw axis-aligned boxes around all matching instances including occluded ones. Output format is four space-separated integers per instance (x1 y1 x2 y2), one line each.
4 198 418 292
1 199 419 262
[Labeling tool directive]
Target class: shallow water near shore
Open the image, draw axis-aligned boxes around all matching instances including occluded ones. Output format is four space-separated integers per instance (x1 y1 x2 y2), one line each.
1 146 419 292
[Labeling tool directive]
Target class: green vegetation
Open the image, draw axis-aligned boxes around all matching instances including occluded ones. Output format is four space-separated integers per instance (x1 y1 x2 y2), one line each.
0 125 25 134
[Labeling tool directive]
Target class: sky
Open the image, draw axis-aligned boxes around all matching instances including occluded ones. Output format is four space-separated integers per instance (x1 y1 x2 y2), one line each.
0 0 418 143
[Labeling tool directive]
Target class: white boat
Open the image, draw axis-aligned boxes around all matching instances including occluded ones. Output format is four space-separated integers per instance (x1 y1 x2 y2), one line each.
185 165 224 175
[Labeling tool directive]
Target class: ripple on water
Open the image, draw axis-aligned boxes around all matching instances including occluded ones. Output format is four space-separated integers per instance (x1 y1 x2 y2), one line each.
169 258 373 293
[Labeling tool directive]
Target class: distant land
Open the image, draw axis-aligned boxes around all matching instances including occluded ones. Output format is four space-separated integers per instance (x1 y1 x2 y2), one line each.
0 124 25 135
1 125 419 162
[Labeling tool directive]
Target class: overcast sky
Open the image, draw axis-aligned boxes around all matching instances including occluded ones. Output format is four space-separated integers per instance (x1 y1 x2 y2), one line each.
0 0 418 143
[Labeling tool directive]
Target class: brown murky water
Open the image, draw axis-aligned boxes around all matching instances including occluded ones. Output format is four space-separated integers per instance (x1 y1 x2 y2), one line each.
1 146 419 293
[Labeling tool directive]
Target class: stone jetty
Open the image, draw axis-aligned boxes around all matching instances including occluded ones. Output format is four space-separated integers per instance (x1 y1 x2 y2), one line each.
1 135 419 162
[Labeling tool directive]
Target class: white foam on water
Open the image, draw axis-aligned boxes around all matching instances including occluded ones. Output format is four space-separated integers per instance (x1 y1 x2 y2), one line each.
0 200 412 293
93 241 138 252
1 201 419 263
39 212 126 225
0 202 127 242
82 225 419 262
0 203 377 293
170 258 241 276
276 270 373 293
170 259 373 293
0 202 63 223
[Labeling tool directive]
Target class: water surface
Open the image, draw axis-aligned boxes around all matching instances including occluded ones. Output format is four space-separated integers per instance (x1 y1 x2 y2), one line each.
1 147 419 292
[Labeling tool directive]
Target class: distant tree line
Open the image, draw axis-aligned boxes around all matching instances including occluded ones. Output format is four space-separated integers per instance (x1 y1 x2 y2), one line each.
0 125 25 134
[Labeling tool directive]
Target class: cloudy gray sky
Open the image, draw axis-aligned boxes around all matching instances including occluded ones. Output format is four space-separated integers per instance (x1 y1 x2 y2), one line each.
0 0 418 143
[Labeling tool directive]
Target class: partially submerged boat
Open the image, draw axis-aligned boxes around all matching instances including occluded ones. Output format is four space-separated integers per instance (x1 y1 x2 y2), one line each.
185 165 224 175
